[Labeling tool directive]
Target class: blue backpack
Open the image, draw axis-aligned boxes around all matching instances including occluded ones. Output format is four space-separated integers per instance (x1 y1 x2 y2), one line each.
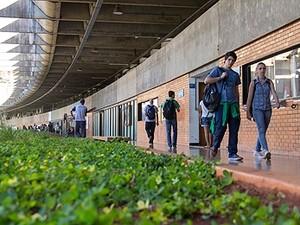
146 105 156 120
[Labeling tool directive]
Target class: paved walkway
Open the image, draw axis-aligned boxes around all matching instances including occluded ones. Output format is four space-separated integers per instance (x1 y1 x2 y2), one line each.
190 147 300 197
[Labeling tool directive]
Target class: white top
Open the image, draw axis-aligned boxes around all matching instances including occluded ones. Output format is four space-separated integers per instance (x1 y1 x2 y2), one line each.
72 104 87 121
199 100 213 118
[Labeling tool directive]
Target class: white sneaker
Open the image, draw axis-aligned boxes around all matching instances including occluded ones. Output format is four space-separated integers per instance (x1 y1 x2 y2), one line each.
255 150 271 160
253 151 262 157
228 154 243 162
261 150 271 160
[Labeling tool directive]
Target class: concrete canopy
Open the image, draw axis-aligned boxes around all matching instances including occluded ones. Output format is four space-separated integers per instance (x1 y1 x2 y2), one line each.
2 0 217 116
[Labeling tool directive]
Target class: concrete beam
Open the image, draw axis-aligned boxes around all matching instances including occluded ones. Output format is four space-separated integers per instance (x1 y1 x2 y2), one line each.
85 36 155 49
81 48 144 57
92 22 173 37
36 0 200 8
56 35 80 46
58 21 85 34
54 46 77 55
60 2 90 20
103 0 201 8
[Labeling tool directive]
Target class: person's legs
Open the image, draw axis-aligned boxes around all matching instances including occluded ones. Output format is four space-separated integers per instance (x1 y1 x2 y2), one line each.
254 109 272 160
145 122 151 142
253 109 269 151
255 138 262 152
147 122 155 147
165 120 172 151
75 121 80 137
201 117 211 147
78 121 86 137
203 126 211 147
82 121 86 138
150 122 156 144
227 114 240 157
172 119 177 153
264 110 272 137
212 106 227 152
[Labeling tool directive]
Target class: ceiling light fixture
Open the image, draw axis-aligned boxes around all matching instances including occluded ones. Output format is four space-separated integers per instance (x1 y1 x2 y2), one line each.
91 48 99 54
113 5 123 15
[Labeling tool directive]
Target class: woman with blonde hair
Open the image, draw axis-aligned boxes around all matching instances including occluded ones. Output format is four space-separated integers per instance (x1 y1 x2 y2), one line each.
246 62 280 160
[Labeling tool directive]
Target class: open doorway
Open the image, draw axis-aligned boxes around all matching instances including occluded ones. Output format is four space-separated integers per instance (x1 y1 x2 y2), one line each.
198 82 207 147
189 64 216 148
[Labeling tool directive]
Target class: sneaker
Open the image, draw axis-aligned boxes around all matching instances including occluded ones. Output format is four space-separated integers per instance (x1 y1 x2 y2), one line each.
210 148 218 158
228 154 243 162
253 150 262 157
168 147 172 153
149 144 153 149
172 147 177 154
261 150 271 160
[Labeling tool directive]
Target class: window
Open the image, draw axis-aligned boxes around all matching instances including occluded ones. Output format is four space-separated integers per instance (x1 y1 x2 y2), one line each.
137 98 158 121
243 46 300 103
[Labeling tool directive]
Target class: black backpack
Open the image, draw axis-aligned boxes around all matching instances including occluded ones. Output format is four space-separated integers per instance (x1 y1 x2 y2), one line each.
146 105 156 120
163 100 176 120
203 67 224 112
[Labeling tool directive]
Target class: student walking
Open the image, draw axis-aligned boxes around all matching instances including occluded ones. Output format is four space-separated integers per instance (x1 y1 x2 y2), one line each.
71 98 87 138
198 99 214 148
144 99 159 149
204 51 243 162
162 91 180 153
246 62 280 160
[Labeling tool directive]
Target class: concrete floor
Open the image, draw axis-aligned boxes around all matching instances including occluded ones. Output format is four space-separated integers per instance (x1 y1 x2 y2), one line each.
189 147 300 196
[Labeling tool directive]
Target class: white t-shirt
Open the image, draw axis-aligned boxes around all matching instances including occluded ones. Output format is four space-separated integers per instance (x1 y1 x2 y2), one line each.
72 104 87 121
199 100 213 118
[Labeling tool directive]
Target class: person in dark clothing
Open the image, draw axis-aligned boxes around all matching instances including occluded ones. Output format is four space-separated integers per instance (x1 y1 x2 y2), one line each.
144 99 159 149
204 51 243 162
161 91 180 153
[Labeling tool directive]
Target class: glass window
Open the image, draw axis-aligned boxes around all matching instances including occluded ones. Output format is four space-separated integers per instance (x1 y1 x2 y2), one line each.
249 47 300 100
137 98 158 121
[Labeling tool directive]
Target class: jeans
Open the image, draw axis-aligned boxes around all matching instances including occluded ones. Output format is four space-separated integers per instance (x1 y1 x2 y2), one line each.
75 121 86 138
212 104 240 157
253 109 272 151
145 122 156 144
165 119 177 148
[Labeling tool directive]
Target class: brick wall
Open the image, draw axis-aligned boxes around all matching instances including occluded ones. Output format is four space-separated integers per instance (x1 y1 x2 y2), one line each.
221 19 300 156
136 75 190 155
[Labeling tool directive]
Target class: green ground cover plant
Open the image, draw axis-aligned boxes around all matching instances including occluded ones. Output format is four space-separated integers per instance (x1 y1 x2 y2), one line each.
0 128 299 225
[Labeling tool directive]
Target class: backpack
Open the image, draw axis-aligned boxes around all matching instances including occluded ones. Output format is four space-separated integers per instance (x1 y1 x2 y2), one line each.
203 67 225 113
203 84 221 113
163 100 176 120
146 105 156 120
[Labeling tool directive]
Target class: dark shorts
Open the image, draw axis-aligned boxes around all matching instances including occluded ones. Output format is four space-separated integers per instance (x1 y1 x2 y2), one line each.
201 117 212 127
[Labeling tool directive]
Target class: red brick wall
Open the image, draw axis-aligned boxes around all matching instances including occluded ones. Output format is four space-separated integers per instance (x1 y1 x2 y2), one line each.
136 75 190 154
221 19 300 156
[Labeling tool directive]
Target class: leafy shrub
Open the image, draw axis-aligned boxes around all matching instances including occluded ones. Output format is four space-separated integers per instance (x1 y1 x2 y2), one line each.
0 131 299 225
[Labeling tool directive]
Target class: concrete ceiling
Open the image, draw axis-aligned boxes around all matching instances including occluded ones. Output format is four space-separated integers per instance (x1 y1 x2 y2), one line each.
1 0 217 116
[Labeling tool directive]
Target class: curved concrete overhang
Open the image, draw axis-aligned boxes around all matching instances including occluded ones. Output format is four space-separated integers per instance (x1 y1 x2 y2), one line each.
1 0 218 117
0 0 58 111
